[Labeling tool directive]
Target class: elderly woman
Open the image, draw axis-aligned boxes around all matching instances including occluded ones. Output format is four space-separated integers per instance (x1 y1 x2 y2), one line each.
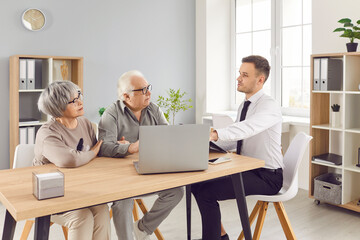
33 80 110 240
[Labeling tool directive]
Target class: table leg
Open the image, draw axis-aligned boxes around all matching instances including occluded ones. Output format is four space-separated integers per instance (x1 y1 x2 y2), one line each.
2 210 16 240
34 215 50 240
231 173 252 240
186 185 191 240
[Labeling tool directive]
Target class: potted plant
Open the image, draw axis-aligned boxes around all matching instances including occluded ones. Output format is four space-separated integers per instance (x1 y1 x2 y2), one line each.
156 88 193 125
333 18 360 52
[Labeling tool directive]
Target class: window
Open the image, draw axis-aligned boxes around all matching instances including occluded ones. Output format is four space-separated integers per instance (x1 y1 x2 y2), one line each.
234 0 312 116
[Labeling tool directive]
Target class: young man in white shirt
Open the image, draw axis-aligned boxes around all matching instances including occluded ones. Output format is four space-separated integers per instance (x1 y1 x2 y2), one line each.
192 55 283 240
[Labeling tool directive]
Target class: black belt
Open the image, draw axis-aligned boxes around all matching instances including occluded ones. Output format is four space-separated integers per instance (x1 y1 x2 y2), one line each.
259 168 282 174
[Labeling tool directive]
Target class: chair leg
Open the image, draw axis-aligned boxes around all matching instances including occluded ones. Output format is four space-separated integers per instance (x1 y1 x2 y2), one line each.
61 226 69 240
20 220 34 240
109 208 113 219
238 200 263 240
133 200 140 221
20 219 68 240
253 201 269 240
273 202 296 240
135 199 164 240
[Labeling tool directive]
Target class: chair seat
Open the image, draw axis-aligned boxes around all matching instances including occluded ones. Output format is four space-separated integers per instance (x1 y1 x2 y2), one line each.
247 183 298 203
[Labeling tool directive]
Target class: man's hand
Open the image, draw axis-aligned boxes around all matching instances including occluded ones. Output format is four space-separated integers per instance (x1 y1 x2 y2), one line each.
118 136 130 145
128 140 139 154
209 128 219 141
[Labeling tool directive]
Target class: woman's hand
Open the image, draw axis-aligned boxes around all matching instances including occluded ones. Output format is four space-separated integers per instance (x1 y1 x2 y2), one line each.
91 140 103 156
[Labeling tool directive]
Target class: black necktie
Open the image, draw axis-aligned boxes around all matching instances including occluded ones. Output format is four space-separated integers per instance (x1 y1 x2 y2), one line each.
236 101 251 155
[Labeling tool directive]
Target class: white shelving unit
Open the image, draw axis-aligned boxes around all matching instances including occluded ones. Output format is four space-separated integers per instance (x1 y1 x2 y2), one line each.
310 52 360 213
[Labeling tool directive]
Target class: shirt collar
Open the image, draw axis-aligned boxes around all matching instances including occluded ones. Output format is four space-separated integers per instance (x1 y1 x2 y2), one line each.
118 100 151 113
119 100 127 113
246 89 264 104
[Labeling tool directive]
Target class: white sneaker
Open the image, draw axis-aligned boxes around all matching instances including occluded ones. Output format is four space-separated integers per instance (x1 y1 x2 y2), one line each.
133 220 151 240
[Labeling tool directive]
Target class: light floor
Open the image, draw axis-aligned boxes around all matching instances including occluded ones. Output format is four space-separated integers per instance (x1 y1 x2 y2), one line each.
0 189 359 239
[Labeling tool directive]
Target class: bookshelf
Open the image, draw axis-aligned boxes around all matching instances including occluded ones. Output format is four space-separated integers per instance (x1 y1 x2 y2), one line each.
310 52 360 212
9 55 83 168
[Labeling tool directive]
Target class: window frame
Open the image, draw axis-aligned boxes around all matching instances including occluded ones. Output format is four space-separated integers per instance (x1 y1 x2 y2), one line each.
231 0 311 118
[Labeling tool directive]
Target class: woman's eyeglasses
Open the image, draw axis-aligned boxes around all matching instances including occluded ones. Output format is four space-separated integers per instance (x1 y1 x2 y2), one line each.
131 84 152 95
68 91 83 105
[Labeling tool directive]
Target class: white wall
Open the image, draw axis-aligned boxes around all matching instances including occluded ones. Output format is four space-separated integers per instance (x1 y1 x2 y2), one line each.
312 0 360 54
0 0 196 169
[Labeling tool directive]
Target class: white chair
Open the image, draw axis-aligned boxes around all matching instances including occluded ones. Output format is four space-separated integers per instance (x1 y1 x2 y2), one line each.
238 132 312 240
13 144 69 240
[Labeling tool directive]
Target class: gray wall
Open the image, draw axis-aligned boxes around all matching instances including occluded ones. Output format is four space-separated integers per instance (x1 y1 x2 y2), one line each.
0 0 196 169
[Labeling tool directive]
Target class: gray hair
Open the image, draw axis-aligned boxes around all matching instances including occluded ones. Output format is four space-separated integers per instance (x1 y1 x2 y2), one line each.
38 81 80 118
117 70 145 100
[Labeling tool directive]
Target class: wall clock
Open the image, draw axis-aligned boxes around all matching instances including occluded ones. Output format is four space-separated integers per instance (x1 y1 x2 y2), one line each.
22 8 46 31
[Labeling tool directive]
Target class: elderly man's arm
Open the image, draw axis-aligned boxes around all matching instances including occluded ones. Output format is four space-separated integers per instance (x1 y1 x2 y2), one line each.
98 107 130 158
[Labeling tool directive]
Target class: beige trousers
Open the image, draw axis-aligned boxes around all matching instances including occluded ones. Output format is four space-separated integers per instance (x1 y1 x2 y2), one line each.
51 204 110 240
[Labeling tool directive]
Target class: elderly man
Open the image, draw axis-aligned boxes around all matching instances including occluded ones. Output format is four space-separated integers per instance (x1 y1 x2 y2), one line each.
98 70 183 240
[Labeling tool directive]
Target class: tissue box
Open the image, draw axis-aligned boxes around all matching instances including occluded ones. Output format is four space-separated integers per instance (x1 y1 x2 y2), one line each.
33 170 64 200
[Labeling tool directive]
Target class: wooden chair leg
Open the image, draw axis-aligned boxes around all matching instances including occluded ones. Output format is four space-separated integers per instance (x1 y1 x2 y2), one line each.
20 220 34 240
253 201 269 240
135 199 164 240
133 200 140 221
238 200 263 240
109 208 113 219
61 226 68 240
21 220 68 240
273 202 297 240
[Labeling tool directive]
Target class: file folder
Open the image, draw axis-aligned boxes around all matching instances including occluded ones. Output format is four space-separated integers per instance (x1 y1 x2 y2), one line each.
27 127 36 144
312 153 342 165
19 59 27 90
320 58 343 91
19 127 28 144
27 59 35 90
313 58 320 90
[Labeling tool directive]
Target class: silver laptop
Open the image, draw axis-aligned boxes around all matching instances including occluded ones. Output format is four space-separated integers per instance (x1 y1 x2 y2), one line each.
134 124 209 174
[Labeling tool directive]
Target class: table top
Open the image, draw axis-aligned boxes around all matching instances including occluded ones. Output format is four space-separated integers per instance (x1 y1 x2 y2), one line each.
0 152 264 221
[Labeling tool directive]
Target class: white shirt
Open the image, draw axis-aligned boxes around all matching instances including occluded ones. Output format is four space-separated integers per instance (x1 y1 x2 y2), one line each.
216 89 284 169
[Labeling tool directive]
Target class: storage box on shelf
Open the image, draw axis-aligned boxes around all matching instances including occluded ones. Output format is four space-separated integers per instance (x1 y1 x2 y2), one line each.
9 55 83 168
310 52 360 213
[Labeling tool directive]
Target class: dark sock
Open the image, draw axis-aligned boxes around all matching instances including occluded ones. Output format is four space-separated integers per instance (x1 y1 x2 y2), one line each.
221 233 230 240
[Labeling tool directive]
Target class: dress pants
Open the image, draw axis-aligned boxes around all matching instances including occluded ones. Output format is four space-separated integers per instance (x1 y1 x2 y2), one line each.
51 204 111 240
192 168 283 240
112 187 184 240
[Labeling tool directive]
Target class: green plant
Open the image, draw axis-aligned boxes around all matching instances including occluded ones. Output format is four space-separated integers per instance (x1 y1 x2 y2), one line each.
331 104 340 112
333 18 360 43
156 88 193 125
99 107 106 117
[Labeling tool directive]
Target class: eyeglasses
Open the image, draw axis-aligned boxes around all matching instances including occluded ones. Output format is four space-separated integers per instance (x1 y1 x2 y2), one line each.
68 91 83 105
132 84 152 95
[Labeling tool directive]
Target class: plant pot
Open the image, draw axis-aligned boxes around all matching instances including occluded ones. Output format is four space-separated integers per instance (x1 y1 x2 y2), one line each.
331 111 340 128
346 42 358 52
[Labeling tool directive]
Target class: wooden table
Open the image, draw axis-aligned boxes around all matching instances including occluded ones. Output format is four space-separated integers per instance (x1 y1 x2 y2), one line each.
0 152 264 240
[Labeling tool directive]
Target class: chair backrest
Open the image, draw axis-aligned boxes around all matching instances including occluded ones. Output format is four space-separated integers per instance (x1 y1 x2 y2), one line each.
282 132 312 193
13 144 35 169
91 122 98 139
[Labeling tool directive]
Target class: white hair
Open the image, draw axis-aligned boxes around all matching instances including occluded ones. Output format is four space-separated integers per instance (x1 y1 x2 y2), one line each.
117 70 145 100
38 81 80 118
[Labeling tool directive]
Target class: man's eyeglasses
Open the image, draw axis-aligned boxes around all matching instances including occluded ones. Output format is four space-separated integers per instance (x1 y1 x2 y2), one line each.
68 91 83 105
132 84 152 95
